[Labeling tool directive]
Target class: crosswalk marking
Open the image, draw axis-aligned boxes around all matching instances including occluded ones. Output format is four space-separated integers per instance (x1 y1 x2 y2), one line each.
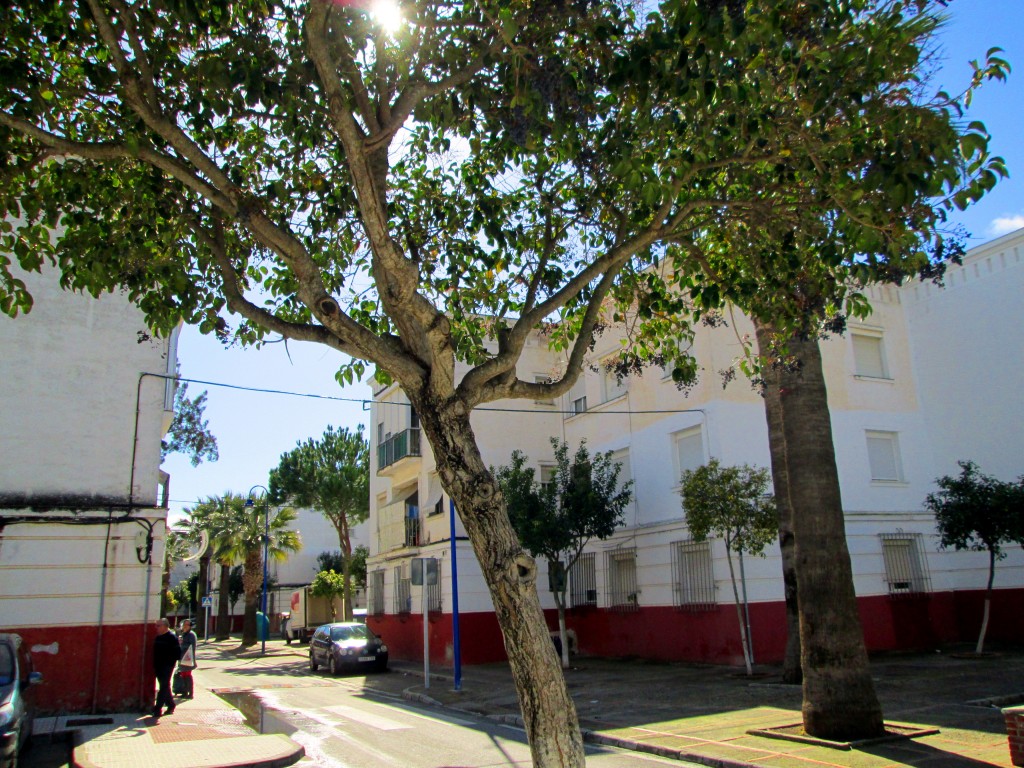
321 704 410 731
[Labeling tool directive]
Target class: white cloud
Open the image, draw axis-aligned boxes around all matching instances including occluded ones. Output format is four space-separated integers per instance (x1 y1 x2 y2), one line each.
987 214 1024 237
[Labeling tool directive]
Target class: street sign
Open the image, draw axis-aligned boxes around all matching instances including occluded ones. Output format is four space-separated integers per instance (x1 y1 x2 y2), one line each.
201 596 213 608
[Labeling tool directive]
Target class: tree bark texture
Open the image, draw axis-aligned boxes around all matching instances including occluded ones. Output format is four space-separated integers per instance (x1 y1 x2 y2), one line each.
755 320 802 684
416 400 585 768
763 326 885 740
241 550 262 646
976 549 996 654
216 562 231 640
334 518 354 622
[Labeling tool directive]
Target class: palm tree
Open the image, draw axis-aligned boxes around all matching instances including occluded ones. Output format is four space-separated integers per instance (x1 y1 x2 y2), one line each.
217 496 302 646
161 527 191 617
182 494 243 640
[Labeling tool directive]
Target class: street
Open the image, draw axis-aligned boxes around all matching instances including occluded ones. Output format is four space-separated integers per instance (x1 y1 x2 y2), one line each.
194 645 683 767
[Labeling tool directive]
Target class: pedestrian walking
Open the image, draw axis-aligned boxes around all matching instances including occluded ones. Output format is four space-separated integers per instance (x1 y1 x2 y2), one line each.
177 618 198 699
152 617 180 718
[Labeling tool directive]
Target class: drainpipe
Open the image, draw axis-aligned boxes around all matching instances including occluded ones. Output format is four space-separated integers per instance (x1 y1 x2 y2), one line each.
449 498 461 691
91 511 113 713
139 530 154 709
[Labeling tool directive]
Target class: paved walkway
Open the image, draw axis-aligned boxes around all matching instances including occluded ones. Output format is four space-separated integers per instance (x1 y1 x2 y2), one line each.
34 639 1023 768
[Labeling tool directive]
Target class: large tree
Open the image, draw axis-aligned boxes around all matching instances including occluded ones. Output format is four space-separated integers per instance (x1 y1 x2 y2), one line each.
925 461 1024 654
162 377 219 467
270 425 369 621
0 0 1004 760
496 439 632 668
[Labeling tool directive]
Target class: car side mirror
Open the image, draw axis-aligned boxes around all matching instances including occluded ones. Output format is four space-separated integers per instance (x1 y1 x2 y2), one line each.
22 671 43 689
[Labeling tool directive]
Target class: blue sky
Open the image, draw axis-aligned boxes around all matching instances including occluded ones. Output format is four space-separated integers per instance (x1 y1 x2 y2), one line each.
161 0 1024 525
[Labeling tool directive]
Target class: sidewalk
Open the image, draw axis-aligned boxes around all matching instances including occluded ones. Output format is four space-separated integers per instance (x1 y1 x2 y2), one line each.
37 638 1022 768
33 663 304 768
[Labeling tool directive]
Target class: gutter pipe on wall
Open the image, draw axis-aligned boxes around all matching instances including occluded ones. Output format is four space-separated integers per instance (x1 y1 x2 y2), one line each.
91 511 113 714
449 498 461 691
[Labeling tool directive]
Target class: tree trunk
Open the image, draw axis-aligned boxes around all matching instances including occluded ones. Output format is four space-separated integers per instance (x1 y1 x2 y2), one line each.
555 590 569 669
771 329 885 740
216 562 232 640
197 552 211 639
976 548 996 654
334 517 354 622
724 541 753 676
241 550 262 646
755 320 802 684
418 401 584 767
161 561 172 618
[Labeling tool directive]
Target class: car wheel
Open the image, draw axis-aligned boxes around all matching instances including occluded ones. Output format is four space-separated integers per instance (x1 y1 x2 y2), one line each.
329 655 339 676
309 652 318 672
375 659 388 673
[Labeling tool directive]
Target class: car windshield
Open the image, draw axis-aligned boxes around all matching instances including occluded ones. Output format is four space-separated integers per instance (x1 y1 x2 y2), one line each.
330 625 371 642
0 644 13 686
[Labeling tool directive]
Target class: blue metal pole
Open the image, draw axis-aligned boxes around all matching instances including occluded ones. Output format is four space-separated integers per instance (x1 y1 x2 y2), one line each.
261 498 269 656
449 498 461 691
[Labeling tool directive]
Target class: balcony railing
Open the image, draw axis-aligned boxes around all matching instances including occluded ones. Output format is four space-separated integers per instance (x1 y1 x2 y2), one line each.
379 500 422 551
378 428 422 471
405 516 420 548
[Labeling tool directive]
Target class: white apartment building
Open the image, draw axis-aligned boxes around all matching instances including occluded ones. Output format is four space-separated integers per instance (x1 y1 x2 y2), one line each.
0 265 176 713
365 229 1024 668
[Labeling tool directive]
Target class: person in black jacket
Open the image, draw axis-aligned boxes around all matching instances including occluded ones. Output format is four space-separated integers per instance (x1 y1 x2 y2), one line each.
152 618 181 718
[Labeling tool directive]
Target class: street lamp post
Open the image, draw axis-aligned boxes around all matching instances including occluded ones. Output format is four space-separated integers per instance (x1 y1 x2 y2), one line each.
246 485 271 656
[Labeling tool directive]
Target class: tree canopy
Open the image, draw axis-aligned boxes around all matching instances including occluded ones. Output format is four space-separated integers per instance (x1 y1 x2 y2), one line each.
162 379 220 467
0 0 1008 761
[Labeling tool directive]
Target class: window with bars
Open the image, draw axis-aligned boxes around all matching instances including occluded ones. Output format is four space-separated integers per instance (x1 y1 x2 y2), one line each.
672 539 716 610
880 533 931 596
369 570 385 616
427 578 442 614
569 552 597 607
606 548 639 611
394 565 412 614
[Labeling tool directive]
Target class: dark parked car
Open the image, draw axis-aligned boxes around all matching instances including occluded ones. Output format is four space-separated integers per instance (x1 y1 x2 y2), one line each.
309 622 388 675
0 634 43 768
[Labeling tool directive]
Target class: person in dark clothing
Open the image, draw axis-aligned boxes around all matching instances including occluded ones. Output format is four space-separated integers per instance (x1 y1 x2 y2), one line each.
152 618 181 718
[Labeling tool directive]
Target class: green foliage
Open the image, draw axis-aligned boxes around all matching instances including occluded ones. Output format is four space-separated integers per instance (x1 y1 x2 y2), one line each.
162 379 219 467
310 569 347 620
496 438 633 573
925 461 1024 559
228 565 245 610
269 425 369 539
316 551 345 575
171 581 192 615
680 459 776 557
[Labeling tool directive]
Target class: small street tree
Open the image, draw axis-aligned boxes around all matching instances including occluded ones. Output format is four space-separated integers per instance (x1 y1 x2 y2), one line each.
271 426 369 621
925 461 1024 654
497 439 632 668
310 569 347 621
681 459 776 676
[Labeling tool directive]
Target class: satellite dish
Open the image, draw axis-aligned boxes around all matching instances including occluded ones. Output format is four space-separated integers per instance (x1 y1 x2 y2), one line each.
180 531 210 562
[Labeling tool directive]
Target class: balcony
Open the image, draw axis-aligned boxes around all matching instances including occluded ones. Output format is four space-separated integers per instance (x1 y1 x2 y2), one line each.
378 499 421 552
377 428 422 474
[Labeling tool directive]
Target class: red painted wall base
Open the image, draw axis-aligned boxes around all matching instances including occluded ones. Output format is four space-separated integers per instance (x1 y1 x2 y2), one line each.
369 587 1024 668
11 623 155 714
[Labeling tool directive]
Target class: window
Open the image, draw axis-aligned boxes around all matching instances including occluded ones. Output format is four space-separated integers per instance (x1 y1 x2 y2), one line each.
606 548 639 611
539 464 557 496
377 422 385 446
852 333 889 379
601 361 627 402
880 533 930 596
427 577 442 613
567 378 587 417
672 540 716 610
569 552 597 607
369 570 385 616
673 426 705 484
866 431 903 482
534 375 554 406
394 565 411 614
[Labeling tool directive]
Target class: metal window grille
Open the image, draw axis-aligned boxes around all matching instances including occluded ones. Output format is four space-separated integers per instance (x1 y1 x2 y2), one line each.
672 540 716 610
394 565 412 614
880 533 931 596
606 548 639 611
569 552 597 608
427 578 442 614
370 570 385 616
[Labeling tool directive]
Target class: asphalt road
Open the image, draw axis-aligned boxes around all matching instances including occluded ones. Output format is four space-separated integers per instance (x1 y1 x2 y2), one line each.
198 650 685 767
